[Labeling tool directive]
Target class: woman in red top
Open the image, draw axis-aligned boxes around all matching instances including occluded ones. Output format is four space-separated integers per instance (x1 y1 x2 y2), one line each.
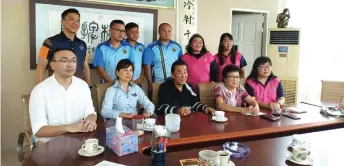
214 33 247 82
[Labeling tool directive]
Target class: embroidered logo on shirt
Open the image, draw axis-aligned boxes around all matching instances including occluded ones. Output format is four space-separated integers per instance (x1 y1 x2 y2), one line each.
131 93 137 97
271 87 275 91
79 45 85 50
123 49 128 54
138 48 143 52
172 48 176 52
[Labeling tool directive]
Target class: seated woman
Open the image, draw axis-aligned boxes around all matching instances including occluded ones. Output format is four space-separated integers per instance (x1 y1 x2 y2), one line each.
101 59 154 119
244 57 285 111
215 65 259 114
181 33 219 92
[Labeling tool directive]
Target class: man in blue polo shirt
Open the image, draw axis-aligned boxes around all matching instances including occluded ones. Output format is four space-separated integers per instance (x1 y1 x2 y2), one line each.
36 8 91 85
93 20 133 84
143 23 183 97
124 22 145 86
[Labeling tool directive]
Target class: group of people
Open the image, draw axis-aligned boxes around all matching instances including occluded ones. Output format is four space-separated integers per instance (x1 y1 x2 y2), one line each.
30 8 285 144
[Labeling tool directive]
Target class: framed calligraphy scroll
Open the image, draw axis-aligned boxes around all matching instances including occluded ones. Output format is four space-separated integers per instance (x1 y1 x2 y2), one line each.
30 0 157 69
71 0 176 9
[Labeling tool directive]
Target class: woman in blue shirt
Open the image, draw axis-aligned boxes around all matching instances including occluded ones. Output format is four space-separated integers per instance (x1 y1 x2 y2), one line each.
101 59 154 119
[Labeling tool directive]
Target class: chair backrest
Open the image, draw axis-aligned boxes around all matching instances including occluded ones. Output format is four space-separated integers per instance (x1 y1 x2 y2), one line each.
321 80 344 102
152 83 161 106
94 83 112 113
198 82 219 108
22 95 32 136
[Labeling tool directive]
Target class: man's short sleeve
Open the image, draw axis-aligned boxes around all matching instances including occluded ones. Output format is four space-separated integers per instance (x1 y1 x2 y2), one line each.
143 46 154 65
38 40 54 60
93 45 104 68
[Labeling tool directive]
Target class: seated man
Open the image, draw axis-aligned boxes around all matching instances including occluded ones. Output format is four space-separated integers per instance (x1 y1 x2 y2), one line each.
29 48 97 143
156 60 216 116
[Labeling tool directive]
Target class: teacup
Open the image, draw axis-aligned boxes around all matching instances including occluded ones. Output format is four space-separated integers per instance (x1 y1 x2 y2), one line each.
217 150 231 166
292 146 310 162
144 118 156 129
199 150 220 166
82 138 99 154
215 111 225 120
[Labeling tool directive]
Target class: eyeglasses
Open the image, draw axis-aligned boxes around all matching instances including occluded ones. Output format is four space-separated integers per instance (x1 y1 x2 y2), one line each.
52 59 77 64
258 65 272 70
111 28 125 34
227 76 240 80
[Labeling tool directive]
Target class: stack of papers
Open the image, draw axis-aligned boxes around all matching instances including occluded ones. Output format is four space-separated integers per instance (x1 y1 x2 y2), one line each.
95 161 127 166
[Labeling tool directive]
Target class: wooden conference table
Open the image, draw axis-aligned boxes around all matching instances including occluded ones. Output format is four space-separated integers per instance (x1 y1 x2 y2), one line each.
23 102 344 166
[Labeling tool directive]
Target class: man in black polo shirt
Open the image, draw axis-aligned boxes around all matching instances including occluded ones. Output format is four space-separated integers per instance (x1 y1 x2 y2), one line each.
36 8 91 85
157 60 216 116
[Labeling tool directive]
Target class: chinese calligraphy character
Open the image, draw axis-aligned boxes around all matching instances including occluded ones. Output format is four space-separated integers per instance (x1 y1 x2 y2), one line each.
184 0 194 10
101 24 110 42
183 15 194 25
88 21 99 44
184 30 191 40
87 45 96 54
80 21 99 44
81 22 89 40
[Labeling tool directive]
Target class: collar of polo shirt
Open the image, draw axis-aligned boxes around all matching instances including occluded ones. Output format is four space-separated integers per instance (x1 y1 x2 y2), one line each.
51 74 77 87
113 79 134 88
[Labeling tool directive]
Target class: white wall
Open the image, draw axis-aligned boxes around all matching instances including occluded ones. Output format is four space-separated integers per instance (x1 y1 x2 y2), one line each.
285 0 344 102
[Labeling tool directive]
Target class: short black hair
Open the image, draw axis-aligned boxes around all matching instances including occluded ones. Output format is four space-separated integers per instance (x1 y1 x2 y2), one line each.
51 48 75 61
125 22 139 31
110 20 125 28
116 59 134 79
222 65 241 81
171 60 186 73
158 23 171 32
185 33 208 55
61 8 80 20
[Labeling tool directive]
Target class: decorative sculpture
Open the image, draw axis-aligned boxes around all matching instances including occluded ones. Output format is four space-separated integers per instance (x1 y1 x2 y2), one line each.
276 8 290 28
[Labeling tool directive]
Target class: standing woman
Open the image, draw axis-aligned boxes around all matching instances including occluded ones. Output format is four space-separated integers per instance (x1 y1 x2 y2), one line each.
214 33 247 82
244 56 285 111
181 34 219 91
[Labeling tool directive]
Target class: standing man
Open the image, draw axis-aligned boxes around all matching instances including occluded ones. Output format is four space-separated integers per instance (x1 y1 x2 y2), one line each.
124 22 145 85
143 23 183 98
93 20 133 84
36 8 91 85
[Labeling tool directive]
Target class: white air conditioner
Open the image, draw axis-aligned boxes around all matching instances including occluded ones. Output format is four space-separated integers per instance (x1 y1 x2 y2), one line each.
267 28 301 105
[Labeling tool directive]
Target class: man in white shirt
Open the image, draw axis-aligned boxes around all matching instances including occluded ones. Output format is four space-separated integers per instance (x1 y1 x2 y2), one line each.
29 48 97 143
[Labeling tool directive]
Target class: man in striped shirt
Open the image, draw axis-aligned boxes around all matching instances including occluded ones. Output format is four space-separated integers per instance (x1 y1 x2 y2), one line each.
156 60 216 116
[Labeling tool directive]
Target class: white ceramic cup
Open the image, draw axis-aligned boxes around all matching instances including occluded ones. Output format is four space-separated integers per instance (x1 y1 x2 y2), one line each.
199 150 220 166
82 138 99 154
292 146 310 162
217 150 231 166
144 118 156 128
215 111 225 119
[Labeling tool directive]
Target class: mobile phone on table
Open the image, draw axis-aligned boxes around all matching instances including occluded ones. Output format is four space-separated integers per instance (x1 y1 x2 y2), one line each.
282 112 301 120
260 114 280 122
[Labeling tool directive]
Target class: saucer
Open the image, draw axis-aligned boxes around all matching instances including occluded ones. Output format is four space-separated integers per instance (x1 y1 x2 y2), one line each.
212 116 228 122
78 146 104 157
286 152 313 165
228 161 235 166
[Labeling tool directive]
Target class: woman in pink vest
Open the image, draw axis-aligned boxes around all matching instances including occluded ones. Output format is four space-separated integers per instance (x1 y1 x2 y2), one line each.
181 34 219 92
214 33 247 82
244 57 285 111
214 65 260 114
